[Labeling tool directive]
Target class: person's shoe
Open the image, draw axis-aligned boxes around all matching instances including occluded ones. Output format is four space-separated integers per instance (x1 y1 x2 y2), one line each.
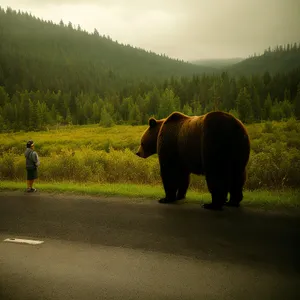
27 188 37 192
30 188 37 192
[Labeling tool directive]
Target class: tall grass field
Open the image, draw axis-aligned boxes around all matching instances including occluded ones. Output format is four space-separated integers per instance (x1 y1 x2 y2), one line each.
1 119 300 206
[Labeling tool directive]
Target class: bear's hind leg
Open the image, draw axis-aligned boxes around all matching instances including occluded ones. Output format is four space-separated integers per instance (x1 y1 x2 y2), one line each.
159 167 179 204
176 171 190 200
225 170 246 207
203 172 229 211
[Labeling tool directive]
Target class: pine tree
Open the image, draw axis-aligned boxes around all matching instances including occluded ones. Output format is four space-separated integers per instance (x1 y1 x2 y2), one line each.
120 97 134 122
50 104 57 125
28 99 37 131
83 100 93 124
208 81 221 111
182 103 193 116
0 86 9 107
229 109 239 119
99 106 114 127
294 83 300 120
2 103 14 128
263 93 272 120
0 112 5 131
271 99 284 121
191 101 202 116
281 99 293 119
147 87 160 116
65 108 73 125
36 100 48 130
158 88 180 119
129 103 142 125
135 94 148 124
236 87 252 123
251 89 261 121
91 102 100 124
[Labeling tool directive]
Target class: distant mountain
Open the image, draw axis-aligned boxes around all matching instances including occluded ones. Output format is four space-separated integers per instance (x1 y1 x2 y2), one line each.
191 44 300 76
0 7 215 95
226 44 300 76
190 58 244 69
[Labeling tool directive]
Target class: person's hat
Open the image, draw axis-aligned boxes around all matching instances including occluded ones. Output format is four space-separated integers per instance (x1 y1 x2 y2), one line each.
26 140 34 148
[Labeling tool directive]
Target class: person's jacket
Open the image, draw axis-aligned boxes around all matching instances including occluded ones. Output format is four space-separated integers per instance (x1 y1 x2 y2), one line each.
24 148 40 170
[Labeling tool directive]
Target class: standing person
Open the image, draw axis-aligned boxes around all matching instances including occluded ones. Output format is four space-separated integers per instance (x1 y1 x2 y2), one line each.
24 140 40 192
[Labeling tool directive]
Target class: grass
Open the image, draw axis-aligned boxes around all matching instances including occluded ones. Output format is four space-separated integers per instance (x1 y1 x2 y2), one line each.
0 124 145 155
1 120 300 190
0 181 299 209
1 120 300 210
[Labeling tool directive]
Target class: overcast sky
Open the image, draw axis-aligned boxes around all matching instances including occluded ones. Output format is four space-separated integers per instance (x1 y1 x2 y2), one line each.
1 0 300 60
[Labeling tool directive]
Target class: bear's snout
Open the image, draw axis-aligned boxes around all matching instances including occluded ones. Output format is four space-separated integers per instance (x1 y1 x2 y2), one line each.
136 152 140 157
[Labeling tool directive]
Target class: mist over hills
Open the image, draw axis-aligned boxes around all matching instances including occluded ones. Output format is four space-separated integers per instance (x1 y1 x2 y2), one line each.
190 58 244 69
0 6 216 96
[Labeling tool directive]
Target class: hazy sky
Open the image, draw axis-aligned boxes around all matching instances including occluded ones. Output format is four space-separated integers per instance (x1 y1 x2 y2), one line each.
1 0 300 60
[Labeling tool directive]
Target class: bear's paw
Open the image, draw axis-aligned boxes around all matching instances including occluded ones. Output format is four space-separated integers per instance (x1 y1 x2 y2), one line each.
158 198 177 204
202 203 223 211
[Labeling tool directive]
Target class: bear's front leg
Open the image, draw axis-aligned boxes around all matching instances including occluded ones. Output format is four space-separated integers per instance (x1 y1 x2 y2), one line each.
159 167 179 204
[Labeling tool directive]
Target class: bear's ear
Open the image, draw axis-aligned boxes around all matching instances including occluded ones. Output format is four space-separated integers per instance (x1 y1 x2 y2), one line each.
149 118 157 128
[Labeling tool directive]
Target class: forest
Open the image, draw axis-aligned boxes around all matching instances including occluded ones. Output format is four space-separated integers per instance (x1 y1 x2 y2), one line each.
0 69 300 131
0 7 300 132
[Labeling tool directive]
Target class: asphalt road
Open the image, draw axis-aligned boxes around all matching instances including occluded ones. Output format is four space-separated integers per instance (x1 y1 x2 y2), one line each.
1 191 300 300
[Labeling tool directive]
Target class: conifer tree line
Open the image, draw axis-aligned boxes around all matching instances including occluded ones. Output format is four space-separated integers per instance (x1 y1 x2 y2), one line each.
0 67 300 131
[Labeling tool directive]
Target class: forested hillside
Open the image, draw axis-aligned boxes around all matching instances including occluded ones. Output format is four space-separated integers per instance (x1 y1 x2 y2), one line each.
0 7 214 96
0 7 300 132
227 44 300 76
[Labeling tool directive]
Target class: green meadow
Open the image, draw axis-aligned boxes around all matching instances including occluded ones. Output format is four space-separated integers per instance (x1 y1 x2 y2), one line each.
1 119 300 207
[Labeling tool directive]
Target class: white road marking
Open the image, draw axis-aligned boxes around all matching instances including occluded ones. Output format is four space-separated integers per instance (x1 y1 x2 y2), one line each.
3 238 44 245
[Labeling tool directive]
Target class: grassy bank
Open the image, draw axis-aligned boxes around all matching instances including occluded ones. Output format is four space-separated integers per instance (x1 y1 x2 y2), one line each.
1 119 300 191
0 181 299 208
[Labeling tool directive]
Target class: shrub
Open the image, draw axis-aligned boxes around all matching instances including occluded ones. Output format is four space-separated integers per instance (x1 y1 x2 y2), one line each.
262 121 273 133
1 121 300 190
0 151 16 179
284 118 299 132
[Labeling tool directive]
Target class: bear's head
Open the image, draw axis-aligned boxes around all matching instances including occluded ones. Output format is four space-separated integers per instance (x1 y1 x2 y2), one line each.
136 117 164 158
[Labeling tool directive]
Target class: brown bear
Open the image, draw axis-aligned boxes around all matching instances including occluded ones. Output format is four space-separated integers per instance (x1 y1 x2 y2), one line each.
136 111 250 210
